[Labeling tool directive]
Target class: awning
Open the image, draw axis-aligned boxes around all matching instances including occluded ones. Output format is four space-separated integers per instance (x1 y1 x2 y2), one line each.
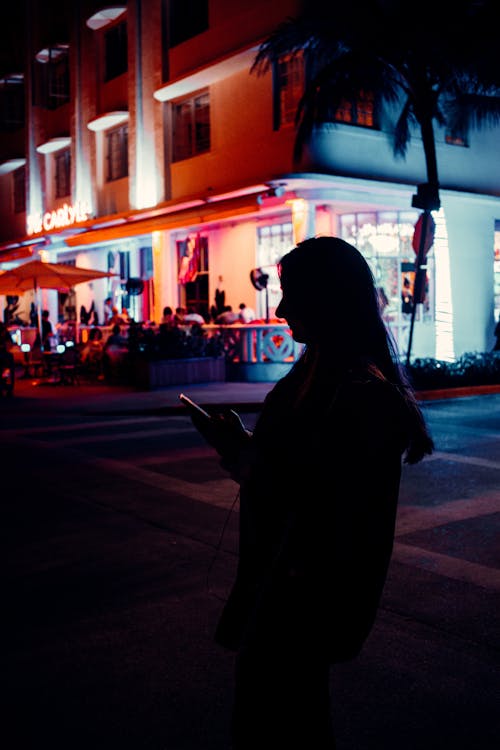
62 191 270 247
0 245 35 263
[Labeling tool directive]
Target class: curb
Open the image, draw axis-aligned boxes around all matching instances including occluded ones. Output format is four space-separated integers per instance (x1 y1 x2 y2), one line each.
416 384 500 400
83 385 500 417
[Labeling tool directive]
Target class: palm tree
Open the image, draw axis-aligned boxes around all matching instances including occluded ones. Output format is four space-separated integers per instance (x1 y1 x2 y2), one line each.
252 0 500 363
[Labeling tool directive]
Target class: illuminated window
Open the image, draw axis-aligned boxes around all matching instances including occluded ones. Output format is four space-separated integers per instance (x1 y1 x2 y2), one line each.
339 211 434 357
257 222 294 317
275 55 305 128
445 131 468 147
119 251 130 281
172 92 210 162
13 166 26 213
55 148 71 198
336 91 375 127
106 124 128 181
105 21 127 81
140 246 154 280
494 225 500 317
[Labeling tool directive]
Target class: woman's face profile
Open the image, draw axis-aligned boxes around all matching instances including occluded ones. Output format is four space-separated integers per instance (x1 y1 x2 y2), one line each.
276 289 308 343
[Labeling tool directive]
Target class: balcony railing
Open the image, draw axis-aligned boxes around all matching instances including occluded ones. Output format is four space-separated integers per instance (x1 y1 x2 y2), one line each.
203 323 304 382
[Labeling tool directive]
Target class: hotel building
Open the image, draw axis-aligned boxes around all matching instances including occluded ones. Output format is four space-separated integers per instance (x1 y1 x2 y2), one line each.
1 0 499 365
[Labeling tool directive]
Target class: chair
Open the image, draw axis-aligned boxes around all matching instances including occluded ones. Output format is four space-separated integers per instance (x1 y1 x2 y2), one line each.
80 341 104 382
22 349 44 378
58 346 81 385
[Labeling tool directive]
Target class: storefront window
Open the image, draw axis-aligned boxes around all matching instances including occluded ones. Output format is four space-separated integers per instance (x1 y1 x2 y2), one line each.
339 210 435 356
494 228 500 319
257 222 294 318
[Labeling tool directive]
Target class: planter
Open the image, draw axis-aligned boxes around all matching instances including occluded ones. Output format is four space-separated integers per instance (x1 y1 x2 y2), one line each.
133 356 226 390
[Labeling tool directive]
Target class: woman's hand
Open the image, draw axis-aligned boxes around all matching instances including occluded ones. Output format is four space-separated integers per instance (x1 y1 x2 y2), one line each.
189 407 251 453
189 408 253 482
215 410 254 482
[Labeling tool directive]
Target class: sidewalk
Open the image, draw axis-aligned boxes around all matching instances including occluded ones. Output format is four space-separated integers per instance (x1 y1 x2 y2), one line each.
4 375 275 415
6 371 500 417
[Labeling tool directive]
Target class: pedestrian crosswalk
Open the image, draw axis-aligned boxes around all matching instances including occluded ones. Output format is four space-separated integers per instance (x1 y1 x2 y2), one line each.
2 408 499 591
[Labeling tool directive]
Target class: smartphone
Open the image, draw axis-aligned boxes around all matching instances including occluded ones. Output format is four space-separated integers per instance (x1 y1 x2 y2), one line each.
179 393 212 421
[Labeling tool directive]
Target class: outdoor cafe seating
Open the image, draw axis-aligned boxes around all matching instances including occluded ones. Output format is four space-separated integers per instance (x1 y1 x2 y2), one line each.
20 341 81 385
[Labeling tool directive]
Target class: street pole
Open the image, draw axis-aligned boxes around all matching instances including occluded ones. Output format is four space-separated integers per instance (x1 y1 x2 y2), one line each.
406 184 440 368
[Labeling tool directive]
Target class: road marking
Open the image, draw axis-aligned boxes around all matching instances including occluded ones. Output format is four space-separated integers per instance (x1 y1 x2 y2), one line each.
43 426 195 444
396 493 500 535
0 415 185 436
90 455 237 508
393 542 500 591
11 432 237 509
7 426 500 590
424 450 500 470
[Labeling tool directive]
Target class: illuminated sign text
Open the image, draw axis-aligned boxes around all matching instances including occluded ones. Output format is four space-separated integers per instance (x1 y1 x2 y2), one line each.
27 200 92 235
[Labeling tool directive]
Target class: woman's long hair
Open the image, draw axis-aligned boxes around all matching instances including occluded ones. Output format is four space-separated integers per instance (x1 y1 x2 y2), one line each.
278 236 434 463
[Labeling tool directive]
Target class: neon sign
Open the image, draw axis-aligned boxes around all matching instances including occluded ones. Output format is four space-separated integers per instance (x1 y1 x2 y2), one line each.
27 200 92 235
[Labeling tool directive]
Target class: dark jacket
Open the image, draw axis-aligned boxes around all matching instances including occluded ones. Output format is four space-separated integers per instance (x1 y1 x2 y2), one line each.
215 358 408 663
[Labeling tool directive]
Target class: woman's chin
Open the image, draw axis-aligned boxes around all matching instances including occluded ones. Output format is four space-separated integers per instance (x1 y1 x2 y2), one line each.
290 328 306 343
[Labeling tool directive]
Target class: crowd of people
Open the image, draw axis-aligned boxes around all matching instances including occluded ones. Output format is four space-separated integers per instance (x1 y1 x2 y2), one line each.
1 292 273 387
159 302 258 327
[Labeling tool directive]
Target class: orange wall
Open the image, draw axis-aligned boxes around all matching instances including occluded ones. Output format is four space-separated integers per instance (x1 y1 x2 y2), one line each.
169 0 300 80
170 65 296 200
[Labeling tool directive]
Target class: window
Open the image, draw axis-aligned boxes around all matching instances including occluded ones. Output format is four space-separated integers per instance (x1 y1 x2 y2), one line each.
257 222 294 318
55 148 71 198
172 92 210 162
13 166 26 213
106 124 128 181
104 21 127 81
274 55 304 130
445 131 468 147
168 0 208 47
339 211 433 357
32 46 70 109
119 251 130 281
335 91 375 127
140 246 154 279
494 226 500 318
0 76 25 130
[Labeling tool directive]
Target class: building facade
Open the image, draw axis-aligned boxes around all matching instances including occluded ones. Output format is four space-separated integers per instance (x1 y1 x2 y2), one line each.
1 0 499 361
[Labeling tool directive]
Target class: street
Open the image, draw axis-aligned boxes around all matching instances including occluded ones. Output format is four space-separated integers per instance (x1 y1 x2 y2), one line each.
2 383 500 749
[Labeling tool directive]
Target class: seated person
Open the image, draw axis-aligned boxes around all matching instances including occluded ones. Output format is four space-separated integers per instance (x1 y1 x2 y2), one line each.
104 324 126 349
238 303 256 323
215 305 239 324
0 321 15 391
161 306 175 327
57 319 77 345
174 306 186 325
102 324 128 382
109 307 126 326
120 307 131 324
80 327 104 375
183 306 205 325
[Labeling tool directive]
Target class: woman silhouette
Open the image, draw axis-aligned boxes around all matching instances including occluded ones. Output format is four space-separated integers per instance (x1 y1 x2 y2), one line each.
190 236 434 749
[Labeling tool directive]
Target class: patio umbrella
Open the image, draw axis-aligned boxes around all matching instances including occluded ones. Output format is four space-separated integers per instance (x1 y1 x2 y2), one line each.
0 259 116 294
0 259 118 342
